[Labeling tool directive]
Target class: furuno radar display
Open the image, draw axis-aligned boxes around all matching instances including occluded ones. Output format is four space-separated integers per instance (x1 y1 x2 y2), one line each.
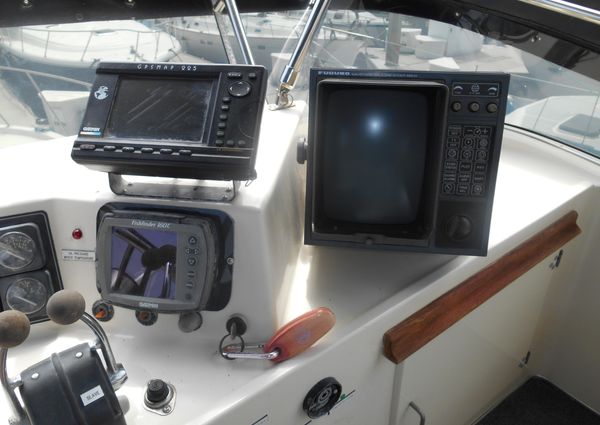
302 69 510 256
72 62 267 180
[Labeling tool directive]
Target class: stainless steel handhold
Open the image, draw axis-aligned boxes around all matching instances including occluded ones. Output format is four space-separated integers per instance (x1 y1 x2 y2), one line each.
274 0 333 108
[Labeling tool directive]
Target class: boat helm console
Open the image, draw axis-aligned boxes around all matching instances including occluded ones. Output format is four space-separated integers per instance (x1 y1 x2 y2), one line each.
2 60 512 424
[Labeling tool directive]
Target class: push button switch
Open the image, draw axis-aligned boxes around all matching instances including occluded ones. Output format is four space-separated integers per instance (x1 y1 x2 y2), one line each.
228 81 252 97
146 380 169 404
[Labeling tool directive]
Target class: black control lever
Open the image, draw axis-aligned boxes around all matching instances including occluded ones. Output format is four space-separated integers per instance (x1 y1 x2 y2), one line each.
46 290 127 390
0 290 128 425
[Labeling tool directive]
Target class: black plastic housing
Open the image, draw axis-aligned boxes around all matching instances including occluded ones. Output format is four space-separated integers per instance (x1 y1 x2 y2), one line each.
96 203 233 313
305 69 510 256
0 211 63 323
71 62 267 181
20 343 126 425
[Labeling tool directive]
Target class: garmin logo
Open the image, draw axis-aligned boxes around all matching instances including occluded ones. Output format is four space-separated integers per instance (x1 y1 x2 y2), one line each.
130 220 171 229
139 302 159 309
82 126 101 132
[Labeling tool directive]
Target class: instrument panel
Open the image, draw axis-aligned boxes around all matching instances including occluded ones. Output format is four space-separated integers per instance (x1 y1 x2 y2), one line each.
0 212 63 322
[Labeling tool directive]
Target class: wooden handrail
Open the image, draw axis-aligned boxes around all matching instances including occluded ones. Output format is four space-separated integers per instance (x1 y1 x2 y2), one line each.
383 210 582 364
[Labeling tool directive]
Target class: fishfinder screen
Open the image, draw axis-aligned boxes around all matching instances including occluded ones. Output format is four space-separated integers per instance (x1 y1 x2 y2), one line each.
111 227 178 300
105 77 214 142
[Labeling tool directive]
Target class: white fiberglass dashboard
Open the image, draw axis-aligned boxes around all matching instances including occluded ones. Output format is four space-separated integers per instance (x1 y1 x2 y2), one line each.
1 100 599 425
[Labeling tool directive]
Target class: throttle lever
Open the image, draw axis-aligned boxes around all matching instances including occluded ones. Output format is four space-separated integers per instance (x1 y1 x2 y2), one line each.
221 307 335 363
1 290 128 425
46 290 127 390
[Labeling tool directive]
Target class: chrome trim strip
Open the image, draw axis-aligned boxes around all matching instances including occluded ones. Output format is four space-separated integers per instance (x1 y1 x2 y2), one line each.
518 0 600 25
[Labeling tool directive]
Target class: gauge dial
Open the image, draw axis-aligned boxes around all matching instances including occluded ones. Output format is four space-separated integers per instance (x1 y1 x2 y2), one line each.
6 277 48 315
0 232 37 271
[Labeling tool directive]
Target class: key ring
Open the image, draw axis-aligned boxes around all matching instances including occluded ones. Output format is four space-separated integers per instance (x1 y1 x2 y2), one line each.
219 332 245 360
218 316 247 360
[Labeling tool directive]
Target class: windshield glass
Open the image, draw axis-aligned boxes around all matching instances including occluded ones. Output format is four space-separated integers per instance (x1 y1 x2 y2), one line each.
1 7 599 158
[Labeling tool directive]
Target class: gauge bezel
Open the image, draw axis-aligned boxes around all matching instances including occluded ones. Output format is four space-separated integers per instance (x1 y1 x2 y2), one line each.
0 224 45 277
6 275 49 315
1 270 53 320
0 231 38 272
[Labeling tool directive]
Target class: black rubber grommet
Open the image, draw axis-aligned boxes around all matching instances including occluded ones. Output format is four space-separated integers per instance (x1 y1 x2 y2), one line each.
303 377 342 419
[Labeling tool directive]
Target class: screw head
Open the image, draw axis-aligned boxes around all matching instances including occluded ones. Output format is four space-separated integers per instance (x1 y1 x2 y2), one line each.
226 257 234 266
162 406 172 414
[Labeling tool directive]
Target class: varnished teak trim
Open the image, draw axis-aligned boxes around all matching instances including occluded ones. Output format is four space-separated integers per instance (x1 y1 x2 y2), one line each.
383 210 582 364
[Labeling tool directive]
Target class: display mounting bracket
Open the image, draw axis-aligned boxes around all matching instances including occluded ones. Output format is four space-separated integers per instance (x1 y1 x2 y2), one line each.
108 173 239 202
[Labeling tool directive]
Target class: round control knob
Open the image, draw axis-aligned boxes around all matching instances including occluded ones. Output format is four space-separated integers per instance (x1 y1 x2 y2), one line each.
92 300 114 322
135 310 158 326
146 379 170 404
228 81 252 97
46 289 86 325
446 215 473 241
178 311 203 333
297 137 308 164
0 310 30 348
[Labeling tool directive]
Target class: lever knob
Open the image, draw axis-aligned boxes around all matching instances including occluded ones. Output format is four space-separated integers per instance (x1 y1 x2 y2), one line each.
46 289 86 325
0 310 30 348
446 215 473 241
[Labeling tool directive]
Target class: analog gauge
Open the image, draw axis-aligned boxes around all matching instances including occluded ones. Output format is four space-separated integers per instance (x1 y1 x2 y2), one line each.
0 231 37 271
6 277 48 315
